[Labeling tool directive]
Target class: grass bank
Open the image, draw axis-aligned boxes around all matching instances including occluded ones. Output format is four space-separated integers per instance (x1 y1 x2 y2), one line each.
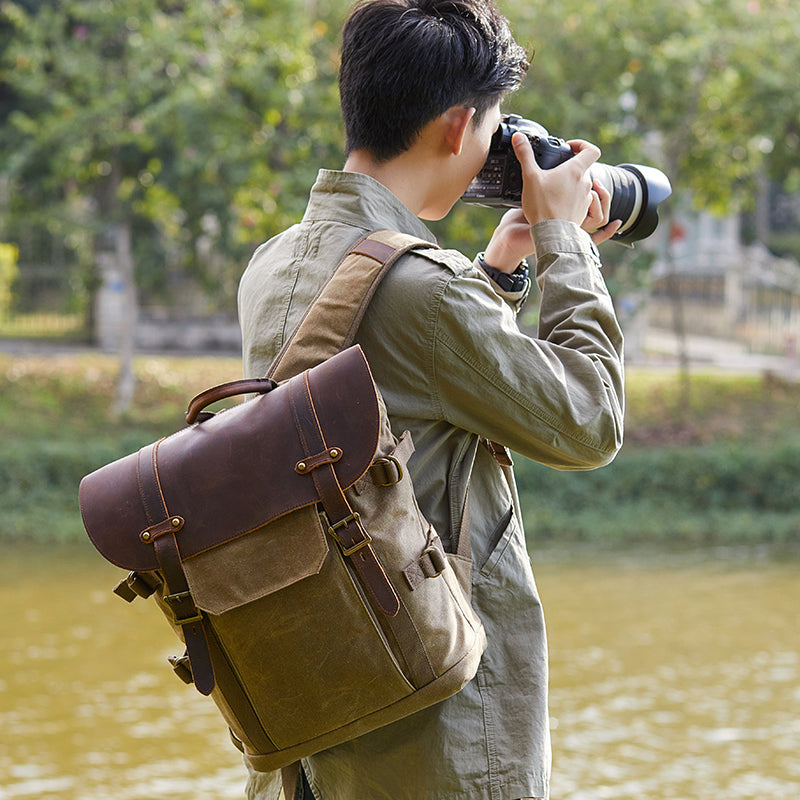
1 352 240 544
1 352 798 547
519 370 800 549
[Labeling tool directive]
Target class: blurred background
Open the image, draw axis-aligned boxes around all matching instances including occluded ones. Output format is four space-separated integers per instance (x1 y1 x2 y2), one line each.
1 1 797 799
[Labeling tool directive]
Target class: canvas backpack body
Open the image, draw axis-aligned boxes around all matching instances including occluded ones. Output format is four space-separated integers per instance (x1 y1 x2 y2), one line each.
78 230 486 772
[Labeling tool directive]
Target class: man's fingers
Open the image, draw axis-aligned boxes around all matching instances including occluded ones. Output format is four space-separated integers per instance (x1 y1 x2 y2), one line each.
566 139 601 171
513 134 601 177
512 132 541 173
590 218 623 245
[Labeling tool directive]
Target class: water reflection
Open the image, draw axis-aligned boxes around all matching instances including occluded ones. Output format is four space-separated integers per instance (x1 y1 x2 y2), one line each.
1 546 797 799
0 546 244 800
540 551 800 800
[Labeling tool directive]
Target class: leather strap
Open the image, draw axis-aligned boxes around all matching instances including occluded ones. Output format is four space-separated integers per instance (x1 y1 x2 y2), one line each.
266 231 507 606
289 371 400 617
281 763 301 800
288 371 439 687
136 441 216 696
268 230 510 466
186 377 276 424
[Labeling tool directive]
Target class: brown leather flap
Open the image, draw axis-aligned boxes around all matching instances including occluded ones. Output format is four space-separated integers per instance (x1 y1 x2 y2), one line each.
79 346 380 572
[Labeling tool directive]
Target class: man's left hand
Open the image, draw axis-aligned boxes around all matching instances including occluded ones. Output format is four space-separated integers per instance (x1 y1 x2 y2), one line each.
582 179 622 245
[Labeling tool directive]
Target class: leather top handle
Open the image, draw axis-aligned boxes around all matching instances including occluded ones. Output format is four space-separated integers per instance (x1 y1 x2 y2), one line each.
186 377 277 424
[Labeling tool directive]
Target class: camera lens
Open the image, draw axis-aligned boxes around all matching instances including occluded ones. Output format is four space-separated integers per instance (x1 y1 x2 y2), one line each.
590 163 672 244
589 164 641 236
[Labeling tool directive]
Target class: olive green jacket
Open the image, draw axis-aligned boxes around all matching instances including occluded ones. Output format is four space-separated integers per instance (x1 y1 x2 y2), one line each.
238 169 624 800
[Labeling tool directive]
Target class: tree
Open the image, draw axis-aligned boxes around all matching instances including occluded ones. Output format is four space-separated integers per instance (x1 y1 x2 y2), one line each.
478 0 798 408
1 0 342 410
3 0 799 410
503 0 799 213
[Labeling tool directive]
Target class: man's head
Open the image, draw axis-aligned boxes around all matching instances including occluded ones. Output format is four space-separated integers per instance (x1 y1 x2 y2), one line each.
339 0 529 162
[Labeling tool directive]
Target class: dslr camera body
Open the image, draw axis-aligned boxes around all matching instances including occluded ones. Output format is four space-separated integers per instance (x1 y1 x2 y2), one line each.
462 114 672 244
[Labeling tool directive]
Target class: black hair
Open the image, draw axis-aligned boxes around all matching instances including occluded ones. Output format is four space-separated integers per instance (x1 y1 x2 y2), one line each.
339 0 529 161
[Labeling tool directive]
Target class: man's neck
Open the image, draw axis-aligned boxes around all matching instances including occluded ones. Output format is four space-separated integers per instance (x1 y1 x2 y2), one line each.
343 148 451 221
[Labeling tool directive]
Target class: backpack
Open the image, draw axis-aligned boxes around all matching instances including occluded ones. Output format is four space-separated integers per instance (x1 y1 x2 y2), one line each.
78 229 486 773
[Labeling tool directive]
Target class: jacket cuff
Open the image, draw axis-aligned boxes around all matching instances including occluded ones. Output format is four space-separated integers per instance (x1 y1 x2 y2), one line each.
531 219 601 266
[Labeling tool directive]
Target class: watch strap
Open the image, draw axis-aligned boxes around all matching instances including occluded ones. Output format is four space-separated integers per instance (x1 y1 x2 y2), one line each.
477 254 529 293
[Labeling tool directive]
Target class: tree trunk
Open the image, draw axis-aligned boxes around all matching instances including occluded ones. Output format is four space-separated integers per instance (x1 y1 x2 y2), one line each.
662 206 691 417
112 218 137 416
754 170 770 245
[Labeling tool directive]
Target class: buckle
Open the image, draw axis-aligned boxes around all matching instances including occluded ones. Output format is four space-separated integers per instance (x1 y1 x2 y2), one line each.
326 512 373 556
163 590 203 626
173 611 204 626
371 456 404 486
421 544 447 578
163 589 192 606
113 571 157 602
168 653 194 685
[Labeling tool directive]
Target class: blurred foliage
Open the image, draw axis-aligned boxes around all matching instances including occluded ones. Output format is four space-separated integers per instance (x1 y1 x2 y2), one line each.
518 369 800 547
0 351 239 542
0 0 345 308
508 0 799 214
518 441 800 547
1 352 799 546
1 0 798 314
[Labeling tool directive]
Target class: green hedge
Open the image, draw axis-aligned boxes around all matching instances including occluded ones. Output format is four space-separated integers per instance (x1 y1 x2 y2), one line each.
4 434 799 546
516 440 800 546
1 434 157 543
2 353 798 548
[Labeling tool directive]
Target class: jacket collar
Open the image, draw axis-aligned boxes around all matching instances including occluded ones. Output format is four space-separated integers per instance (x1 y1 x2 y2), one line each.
302 169 438 245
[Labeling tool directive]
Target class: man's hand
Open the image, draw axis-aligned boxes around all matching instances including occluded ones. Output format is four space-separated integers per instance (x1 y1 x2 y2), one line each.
481 134 622 272
514 132 623 245
482 208 535 274
583 177 623 245
513 132 600 226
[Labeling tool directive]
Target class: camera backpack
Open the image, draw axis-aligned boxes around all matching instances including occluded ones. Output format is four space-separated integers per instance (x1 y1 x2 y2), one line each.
78 229 486 774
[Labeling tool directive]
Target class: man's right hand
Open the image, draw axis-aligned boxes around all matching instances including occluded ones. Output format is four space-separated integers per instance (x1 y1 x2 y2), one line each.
512 132 600 228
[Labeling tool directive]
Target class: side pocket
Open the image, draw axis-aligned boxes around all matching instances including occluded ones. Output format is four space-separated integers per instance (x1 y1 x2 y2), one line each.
477 507 515 577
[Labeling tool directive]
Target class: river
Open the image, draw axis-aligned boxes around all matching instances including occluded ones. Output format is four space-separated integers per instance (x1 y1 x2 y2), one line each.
1 545 797 799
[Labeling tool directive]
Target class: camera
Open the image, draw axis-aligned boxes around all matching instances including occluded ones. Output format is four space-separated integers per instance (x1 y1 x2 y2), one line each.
462 114 672 244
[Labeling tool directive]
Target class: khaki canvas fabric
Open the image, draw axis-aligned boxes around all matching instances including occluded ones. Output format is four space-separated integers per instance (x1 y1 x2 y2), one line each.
238 169 624 800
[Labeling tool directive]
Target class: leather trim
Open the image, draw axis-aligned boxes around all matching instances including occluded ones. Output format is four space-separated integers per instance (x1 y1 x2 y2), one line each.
289 369 400 618
79 346 380 572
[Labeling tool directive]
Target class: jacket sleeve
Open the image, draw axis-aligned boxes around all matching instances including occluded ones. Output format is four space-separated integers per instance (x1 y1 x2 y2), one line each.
431 220 624 470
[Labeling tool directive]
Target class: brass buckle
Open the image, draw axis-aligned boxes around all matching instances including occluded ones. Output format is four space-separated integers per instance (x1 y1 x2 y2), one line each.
173 611 204 626
372 455 404 486
163 590 203 626
327 512 372 556
422 544 447 578
163 589 192 606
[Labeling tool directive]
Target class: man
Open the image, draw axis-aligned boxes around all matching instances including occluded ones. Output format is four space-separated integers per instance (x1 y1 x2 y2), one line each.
238 1 624 798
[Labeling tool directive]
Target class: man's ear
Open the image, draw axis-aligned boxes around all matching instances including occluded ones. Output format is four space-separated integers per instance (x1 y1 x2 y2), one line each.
442 105 477 156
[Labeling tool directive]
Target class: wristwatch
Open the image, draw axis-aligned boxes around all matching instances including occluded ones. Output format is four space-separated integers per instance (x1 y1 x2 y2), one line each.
477 253 530 293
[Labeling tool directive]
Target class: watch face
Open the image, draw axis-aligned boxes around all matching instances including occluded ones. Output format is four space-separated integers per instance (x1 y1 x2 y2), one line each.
499 265 528 292
501 274 523 291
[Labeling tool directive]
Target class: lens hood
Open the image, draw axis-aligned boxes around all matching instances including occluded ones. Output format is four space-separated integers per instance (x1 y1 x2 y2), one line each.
614 164 673 243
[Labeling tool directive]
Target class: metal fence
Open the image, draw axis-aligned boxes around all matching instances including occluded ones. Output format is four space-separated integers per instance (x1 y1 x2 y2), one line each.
0 260 90 342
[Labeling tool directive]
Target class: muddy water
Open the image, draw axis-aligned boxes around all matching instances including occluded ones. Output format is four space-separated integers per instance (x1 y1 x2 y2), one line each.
1 545 798 800
540 551 800 799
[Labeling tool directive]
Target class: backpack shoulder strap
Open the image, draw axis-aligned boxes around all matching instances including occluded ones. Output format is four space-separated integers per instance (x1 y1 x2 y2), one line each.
266 228 482 567
266 229 434 383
